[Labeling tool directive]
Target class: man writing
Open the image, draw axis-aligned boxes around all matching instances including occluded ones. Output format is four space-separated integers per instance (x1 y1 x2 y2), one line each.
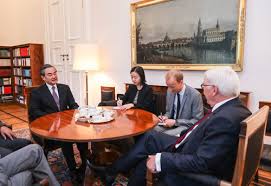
103 67 251 186
155 70 204 136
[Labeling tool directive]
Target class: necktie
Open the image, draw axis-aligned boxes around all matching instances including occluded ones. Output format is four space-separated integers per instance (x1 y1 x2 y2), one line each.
173 110 212 149
176 93 181 119
52 86 60 110
171 93 181 119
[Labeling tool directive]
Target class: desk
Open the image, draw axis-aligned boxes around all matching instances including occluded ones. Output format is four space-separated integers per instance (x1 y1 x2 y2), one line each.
30 108 159 142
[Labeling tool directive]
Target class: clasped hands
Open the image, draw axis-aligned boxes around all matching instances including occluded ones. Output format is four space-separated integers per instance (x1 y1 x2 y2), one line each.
158 115 176 128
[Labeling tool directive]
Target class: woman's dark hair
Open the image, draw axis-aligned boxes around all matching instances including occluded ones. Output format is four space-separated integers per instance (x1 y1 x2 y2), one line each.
130 66 146 84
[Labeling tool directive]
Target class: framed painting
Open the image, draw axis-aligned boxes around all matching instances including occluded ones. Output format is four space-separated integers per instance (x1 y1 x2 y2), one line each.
131 0 246 71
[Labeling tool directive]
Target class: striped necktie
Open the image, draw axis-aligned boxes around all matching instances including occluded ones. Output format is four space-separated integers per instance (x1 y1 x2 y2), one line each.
52 86 60 110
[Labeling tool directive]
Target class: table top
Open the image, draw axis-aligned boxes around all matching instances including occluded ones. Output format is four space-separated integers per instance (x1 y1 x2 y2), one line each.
30 107 159 142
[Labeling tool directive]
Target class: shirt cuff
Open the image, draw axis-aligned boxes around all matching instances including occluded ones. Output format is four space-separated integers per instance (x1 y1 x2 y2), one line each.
155 153 162 172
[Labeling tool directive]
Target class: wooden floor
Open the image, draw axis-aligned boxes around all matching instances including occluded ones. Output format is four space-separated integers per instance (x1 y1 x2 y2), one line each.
0 103 28 130
1 103 271 185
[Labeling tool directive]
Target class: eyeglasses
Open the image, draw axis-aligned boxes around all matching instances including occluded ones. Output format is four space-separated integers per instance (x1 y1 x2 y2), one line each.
200 83 214 89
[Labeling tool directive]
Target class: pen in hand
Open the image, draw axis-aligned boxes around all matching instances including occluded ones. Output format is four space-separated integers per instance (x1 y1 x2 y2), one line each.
159 112 164 122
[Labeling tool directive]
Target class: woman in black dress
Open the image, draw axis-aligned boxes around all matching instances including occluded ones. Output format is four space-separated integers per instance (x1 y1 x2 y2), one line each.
118 66 153 112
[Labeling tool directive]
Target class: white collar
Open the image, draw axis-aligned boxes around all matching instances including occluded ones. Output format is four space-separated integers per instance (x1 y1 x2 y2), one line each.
178 84 186 95
212 97 237 112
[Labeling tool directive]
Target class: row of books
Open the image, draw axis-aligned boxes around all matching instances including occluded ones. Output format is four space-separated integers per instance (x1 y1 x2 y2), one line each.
0 78 11 86
0 86 12 94
13 58 31 66
0 95 13 103
13 47 30 57
0 49 10 57
0 59 11 66
14 85 23 94
14 77 32 86
0 69 12 76
14 68 31 77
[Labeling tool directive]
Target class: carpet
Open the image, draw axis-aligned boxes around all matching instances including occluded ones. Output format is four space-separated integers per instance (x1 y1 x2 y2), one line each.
13 128 128 186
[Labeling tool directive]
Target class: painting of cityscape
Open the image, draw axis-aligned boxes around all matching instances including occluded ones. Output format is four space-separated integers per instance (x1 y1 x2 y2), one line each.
131 0 246 71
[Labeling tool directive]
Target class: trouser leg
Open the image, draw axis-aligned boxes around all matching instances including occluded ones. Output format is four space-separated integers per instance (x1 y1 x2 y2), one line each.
61 142 77 171
0 137 31 153
0 144 59 186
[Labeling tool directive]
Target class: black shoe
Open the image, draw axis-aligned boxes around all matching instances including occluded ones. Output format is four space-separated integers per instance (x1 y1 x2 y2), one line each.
70 168 85 185
104 174 115 186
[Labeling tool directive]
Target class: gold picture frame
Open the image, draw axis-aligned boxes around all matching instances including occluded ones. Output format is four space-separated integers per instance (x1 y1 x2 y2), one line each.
131 0 246 71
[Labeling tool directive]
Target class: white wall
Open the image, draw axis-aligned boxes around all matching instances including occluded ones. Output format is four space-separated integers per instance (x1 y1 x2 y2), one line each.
0 0 45 46
89 0 271 111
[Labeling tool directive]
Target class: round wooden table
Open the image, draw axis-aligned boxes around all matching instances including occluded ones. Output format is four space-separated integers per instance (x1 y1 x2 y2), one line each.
30 107 159 142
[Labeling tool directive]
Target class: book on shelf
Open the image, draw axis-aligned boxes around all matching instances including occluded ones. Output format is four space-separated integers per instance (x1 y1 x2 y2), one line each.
0 86 12 94
20 47 29 56
13 68 22 76
13 58 30 66
22 69 31 77
0 49 10 57
0 69 11 76
0 59 11 66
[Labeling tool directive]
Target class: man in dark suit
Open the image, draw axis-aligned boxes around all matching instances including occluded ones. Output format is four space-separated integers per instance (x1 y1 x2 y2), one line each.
0 121 31 157
155 70 204 136
103 67 251 186
29 64 88 184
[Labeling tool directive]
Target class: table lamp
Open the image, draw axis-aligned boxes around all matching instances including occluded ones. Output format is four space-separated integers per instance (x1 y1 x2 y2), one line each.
73 43 99 105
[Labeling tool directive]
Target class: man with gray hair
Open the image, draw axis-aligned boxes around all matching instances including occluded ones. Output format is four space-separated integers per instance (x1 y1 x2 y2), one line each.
155 70 204 136
29 64 88 184
102 67 251 186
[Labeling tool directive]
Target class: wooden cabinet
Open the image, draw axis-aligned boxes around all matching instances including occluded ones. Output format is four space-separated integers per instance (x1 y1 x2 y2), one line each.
12 44 44 105
45 0 91 105
0 46 13 102
0 44 44 105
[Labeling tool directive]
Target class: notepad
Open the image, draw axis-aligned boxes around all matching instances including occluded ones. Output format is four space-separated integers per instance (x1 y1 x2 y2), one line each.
157 122 166 126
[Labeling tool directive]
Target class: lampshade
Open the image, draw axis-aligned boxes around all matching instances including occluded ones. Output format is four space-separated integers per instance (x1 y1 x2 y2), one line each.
73 44 99 71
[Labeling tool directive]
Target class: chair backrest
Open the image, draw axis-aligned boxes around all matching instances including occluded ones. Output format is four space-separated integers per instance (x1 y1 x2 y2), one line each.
25 86 39 122
259 101 271 134
231 105 269 186
101 86 115 102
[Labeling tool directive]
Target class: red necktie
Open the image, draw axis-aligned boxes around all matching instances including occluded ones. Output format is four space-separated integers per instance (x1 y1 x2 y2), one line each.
174 110 212 149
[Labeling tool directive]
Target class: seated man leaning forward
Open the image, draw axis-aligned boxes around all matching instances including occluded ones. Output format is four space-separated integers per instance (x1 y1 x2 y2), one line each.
154 70 204 136
102 67 252 186
0 144 59 186
29 64 88 184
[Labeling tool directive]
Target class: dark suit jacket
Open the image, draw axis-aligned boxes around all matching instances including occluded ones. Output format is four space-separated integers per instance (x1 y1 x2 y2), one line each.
122 84 153 112
29 83 79 122
160 98 251 183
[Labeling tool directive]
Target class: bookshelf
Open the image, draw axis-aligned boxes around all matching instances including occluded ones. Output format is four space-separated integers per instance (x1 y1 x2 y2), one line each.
12 44 44 105
0 46 13 103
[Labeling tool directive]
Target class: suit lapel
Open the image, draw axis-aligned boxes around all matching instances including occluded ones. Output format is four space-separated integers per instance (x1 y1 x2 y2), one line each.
178 87 189 117
179 98 240 146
